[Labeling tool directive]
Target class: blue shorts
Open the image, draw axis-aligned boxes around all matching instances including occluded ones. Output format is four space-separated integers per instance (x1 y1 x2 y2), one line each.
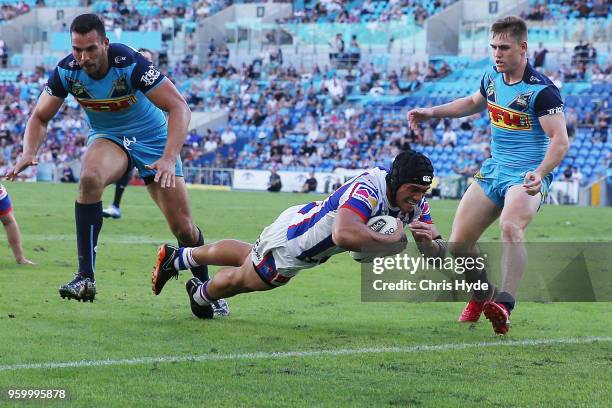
88 126 183 180
474 158 552 208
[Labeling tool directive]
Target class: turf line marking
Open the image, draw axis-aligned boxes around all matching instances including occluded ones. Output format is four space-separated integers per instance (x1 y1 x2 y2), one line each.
1 336 610 372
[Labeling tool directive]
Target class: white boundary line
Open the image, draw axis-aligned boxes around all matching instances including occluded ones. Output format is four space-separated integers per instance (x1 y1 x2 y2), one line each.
1 336 610 372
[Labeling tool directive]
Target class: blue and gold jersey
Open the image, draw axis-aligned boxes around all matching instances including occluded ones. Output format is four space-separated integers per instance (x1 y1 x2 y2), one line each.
45 43 167 138
479 63 563 167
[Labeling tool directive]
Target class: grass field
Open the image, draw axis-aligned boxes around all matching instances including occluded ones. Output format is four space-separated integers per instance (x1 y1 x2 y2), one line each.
0 182 611 407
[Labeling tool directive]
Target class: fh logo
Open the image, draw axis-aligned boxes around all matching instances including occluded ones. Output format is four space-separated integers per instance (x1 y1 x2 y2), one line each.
487 102 531 130
123 136 137 150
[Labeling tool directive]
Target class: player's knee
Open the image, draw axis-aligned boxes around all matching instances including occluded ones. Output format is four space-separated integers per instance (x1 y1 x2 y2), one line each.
0 214 12 226
500 220 524 242
171 222 198 244
79 171 106 195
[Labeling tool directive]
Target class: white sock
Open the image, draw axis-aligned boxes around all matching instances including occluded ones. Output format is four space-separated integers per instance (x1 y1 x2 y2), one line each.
193 281 213 306
174 247 200 271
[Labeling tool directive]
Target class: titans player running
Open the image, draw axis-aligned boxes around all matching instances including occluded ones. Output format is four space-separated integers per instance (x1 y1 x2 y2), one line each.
408 16 568 334
102 48 155 220
5 14 228 318
151 151 447 318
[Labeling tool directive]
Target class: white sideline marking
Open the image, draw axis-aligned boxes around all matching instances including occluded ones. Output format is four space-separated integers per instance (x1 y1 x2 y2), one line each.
0 336 610 372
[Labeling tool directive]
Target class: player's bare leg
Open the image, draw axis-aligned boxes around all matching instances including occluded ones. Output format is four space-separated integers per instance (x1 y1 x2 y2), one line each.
187 256 275 311
78 139 129 203
449 182 502 322
191 240 252 267
60 139 128 302
498 185 540 295
152 240 250 294
1 212 34 265
147 178 199 246
149 178 230 317
483 185 541 334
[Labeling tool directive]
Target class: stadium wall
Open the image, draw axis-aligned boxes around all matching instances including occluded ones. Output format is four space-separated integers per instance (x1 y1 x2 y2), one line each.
197 4 293 65
233 169 364 194
0 7 89 53
426 1 462 55
461 0 529 22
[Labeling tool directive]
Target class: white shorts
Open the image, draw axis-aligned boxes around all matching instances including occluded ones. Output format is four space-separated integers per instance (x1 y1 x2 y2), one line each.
250 205 318 287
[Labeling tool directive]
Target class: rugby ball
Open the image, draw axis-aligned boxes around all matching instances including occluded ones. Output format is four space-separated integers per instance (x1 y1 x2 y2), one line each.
350 215 400 263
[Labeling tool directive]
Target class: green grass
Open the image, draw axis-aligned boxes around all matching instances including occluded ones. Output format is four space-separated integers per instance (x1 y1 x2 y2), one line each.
0 182 611 407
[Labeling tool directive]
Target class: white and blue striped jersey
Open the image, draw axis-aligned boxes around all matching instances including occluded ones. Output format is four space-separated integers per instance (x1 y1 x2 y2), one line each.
284 167 433 263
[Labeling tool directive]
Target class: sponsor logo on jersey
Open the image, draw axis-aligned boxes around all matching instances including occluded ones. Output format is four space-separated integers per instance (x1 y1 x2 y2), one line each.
141 65 161 87
110 75 129 97
77 95 138 112
487 102 531 130
66 77 92 99
508 92 534 112
353 185 379 209
114 56 127 64
422 175 432 183
486 78 496 102
529 75 541 82
547 106 564 115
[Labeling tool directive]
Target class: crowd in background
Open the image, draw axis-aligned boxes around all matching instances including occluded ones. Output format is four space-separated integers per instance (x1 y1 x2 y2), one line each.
0 0 610 184
287 0 459 24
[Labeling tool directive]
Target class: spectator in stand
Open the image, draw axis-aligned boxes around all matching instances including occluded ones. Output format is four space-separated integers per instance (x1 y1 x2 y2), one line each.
585 42 597 65
592 0 609 17
300 171 318 193
594 110 609 143
220 127 237 145
60 165 76 183
267 167 282 192
533 42 548 69
422 124 436 146
442 125 457 148
328 33 345 64
565 108 578 139
348 35 361 66
0 40 7 68
562 165 573 182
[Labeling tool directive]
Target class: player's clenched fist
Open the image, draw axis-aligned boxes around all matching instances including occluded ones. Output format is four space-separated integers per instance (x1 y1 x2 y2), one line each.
406 108 434 131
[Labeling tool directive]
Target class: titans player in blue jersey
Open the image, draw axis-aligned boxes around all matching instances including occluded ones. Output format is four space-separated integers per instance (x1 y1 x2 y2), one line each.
102 47 154 220
5 14 228 318
408 16 569 334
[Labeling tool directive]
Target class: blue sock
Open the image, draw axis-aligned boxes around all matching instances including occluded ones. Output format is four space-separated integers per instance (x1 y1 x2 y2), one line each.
75 201 103 279
178 227 209 281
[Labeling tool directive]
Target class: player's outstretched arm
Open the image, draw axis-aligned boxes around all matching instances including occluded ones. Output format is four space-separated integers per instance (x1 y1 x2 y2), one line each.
408 221 446 259
333 208 406 254
407 91 487 131
4 92 64 180
144 78 191 188
524 112 569 195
